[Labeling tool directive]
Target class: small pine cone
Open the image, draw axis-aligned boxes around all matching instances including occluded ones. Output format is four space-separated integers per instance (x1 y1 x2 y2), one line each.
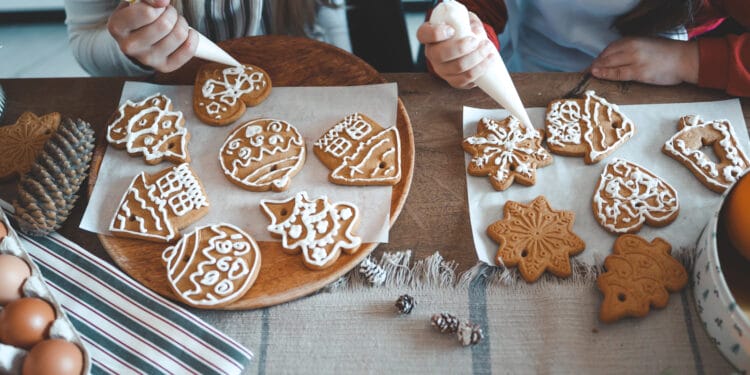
431 312 459 334
13 118 95 236
395 294 415 314
457 321 483 347
359 256 386 286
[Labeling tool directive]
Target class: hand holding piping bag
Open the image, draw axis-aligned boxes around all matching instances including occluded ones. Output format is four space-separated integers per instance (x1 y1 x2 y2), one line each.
109 0 241 72
425 0 534 129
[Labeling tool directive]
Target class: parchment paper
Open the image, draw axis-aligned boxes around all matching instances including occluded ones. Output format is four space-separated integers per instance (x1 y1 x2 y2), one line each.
464 99 750 265
82 82 398 242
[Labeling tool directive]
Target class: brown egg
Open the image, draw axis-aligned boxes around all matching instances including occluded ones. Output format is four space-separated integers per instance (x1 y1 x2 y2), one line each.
0 297 56 349
0 221 7 242
0 254 31 305
22 339 84 375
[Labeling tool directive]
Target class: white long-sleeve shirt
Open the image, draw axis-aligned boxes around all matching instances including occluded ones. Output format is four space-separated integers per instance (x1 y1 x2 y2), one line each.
64 0 351 76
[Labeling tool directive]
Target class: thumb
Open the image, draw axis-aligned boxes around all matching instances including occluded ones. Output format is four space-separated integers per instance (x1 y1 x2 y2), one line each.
140 0 170 7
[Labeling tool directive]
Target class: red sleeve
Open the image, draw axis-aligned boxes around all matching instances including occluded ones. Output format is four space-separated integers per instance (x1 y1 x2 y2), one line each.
694 0 750 96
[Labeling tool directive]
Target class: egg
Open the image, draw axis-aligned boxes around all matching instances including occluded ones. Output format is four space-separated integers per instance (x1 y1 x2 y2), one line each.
727 173 750 260
0 254 31 305
0 297 56 349
22 339 84 375
0 221 7 242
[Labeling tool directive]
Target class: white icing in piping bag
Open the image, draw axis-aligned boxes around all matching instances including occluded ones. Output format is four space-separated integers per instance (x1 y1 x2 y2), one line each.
429 0 533 129
125 0 242 67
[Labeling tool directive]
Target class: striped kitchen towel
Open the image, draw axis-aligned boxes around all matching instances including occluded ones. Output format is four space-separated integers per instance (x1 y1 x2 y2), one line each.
2 205 253 375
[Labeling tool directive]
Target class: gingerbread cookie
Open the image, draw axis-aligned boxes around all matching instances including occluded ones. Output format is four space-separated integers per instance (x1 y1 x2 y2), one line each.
107 93 190 165
260 191 361 270
110 163 209 242
193 63 272 126
597 235 687 323
219 118 306 192
0 112 61 180
545 90 635 164
463 116 552 191
487 196 585 282
313 113 401 186
663 115 750 193
162 223 261 308
592 158 679 234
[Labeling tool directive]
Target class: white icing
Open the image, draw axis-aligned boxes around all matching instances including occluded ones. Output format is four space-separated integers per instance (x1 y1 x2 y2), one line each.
162 223 260 306
219 119 305 191
464 116 551 186
664 115 750 191
314 113 374 154
106 93 189 163
592 158 679 233
545 100 582 146
200 65 268 120
330 127 402 184
260 192 361 268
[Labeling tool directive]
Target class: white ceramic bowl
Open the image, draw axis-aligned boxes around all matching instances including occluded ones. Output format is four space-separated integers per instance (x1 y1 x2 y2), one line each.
694 169 750 372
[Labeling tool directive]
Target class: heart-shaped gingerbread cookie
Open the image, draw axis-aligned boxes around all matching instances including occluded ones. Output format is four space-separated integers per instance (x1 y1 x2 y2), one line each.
193 63 272 126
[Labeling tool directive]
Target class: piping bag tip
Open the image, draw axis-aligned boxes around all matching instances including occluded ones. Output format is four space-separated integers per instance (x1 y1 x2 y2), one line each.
195 32 243 67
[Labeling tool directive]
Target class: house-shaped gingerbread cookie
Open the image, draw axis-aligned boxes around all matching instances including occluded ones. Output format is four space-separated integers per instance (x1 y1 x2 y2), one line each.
313 113 401 186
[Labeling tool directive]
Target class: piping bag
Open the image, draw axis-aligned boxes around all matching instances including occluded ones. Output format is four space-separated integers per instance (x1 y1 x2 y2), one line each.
429 0 533 129
125 0 241 66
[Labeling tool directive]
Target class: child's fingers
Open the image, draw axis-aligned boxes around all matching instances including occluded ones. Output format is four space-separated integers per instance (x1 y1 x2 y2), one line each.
109 2 166 36
142 0 171 7
416 22 455 44
128 5 179 47
148 15 191 67
591 65 637 82
442 40 495 74
468 12 485 38
426 36 480 63
162 28 199 72
591 50 635 70
443 51 495 88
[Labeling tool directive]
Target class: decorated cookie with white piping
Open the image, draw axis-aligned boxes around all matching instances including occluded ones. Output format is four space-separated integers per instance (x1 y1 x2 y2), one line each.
107 93 190 165
663 115 750 193
109 163 209 243
219 119 305 192
545 90 635 164
462 116 553 191
162 223 261 308
592 158 679 234
313 113 402 186
260 191 361 270
193 63 272 126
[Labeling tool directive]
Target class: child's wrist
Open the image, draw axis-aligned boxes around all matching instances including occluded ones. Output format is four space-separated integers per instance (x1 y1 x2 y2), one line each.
679 41 699 84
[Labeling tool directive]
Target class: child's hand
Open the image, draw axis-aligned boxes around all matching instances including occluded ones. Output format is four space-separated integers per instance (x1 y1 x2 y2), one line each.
417 12 497 89
107 0 198 72
590 37 699 85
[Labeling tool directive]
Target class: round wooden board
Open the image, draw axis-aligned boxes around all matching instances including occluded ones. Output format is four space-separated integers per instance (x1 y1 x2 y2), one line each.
89 36 414 309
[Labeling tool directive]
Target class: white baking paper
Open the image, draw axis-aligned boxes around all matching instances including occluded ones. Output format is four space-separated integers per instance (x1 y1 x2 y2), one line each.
81 81 398 242
464 99 750 265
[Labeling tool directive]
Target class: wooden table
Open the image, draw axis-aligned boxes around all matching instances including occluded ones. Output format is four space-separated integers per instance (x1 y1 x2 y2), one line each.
0 73 747 274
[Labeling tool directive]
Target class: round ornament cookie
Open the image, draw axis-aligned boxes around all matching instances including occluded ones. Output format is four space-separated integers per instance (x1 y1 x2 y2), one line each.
193 63 272 126
162 223 261 308
219 119 306 192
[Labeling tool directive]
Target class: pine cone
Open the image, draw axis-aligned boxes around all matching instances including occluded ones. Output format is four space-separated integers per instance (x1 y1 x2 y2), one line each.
359 256 386 286
395 294 416 314
431 312 459 334
457 321 483 346
13 118 95 236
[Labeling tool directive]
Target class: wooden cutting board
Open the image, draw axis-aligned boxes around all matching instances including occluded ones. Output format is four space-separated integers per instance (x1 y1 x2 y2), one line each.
89 36 414 309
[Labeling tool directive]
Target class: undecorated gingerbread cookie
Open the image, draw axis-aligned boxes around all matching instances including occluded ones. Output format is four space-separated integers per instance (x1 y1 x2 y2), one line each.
487 196 585 282
463 116 552 191
663 115 750 193
597 234 687 323
314 113 401 186
219 118 306 192
162 223 261 308
260 191 361 270
193 63 272 126
107 93 190 165
592 158 679 234
110 163 209 242
545 90 635 164
0 112 61 180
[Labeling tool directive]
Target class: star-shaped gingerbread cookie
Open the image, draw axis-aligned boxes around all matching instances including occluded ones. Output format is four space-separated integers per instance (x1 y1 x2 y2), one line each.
487 196 585 282
0 111 61 180
463 116 552 191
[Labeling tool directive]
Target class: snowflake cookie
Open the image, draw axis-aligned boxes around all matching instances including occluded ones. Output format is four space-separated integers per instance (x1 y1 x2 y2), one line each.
162 223 261 308
193 63 272 126
0 111 60 179
487 196 585 282
260 191 361 270
663 115 750 193
462 116 552 191
545 90 635 164
592 158 679 234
